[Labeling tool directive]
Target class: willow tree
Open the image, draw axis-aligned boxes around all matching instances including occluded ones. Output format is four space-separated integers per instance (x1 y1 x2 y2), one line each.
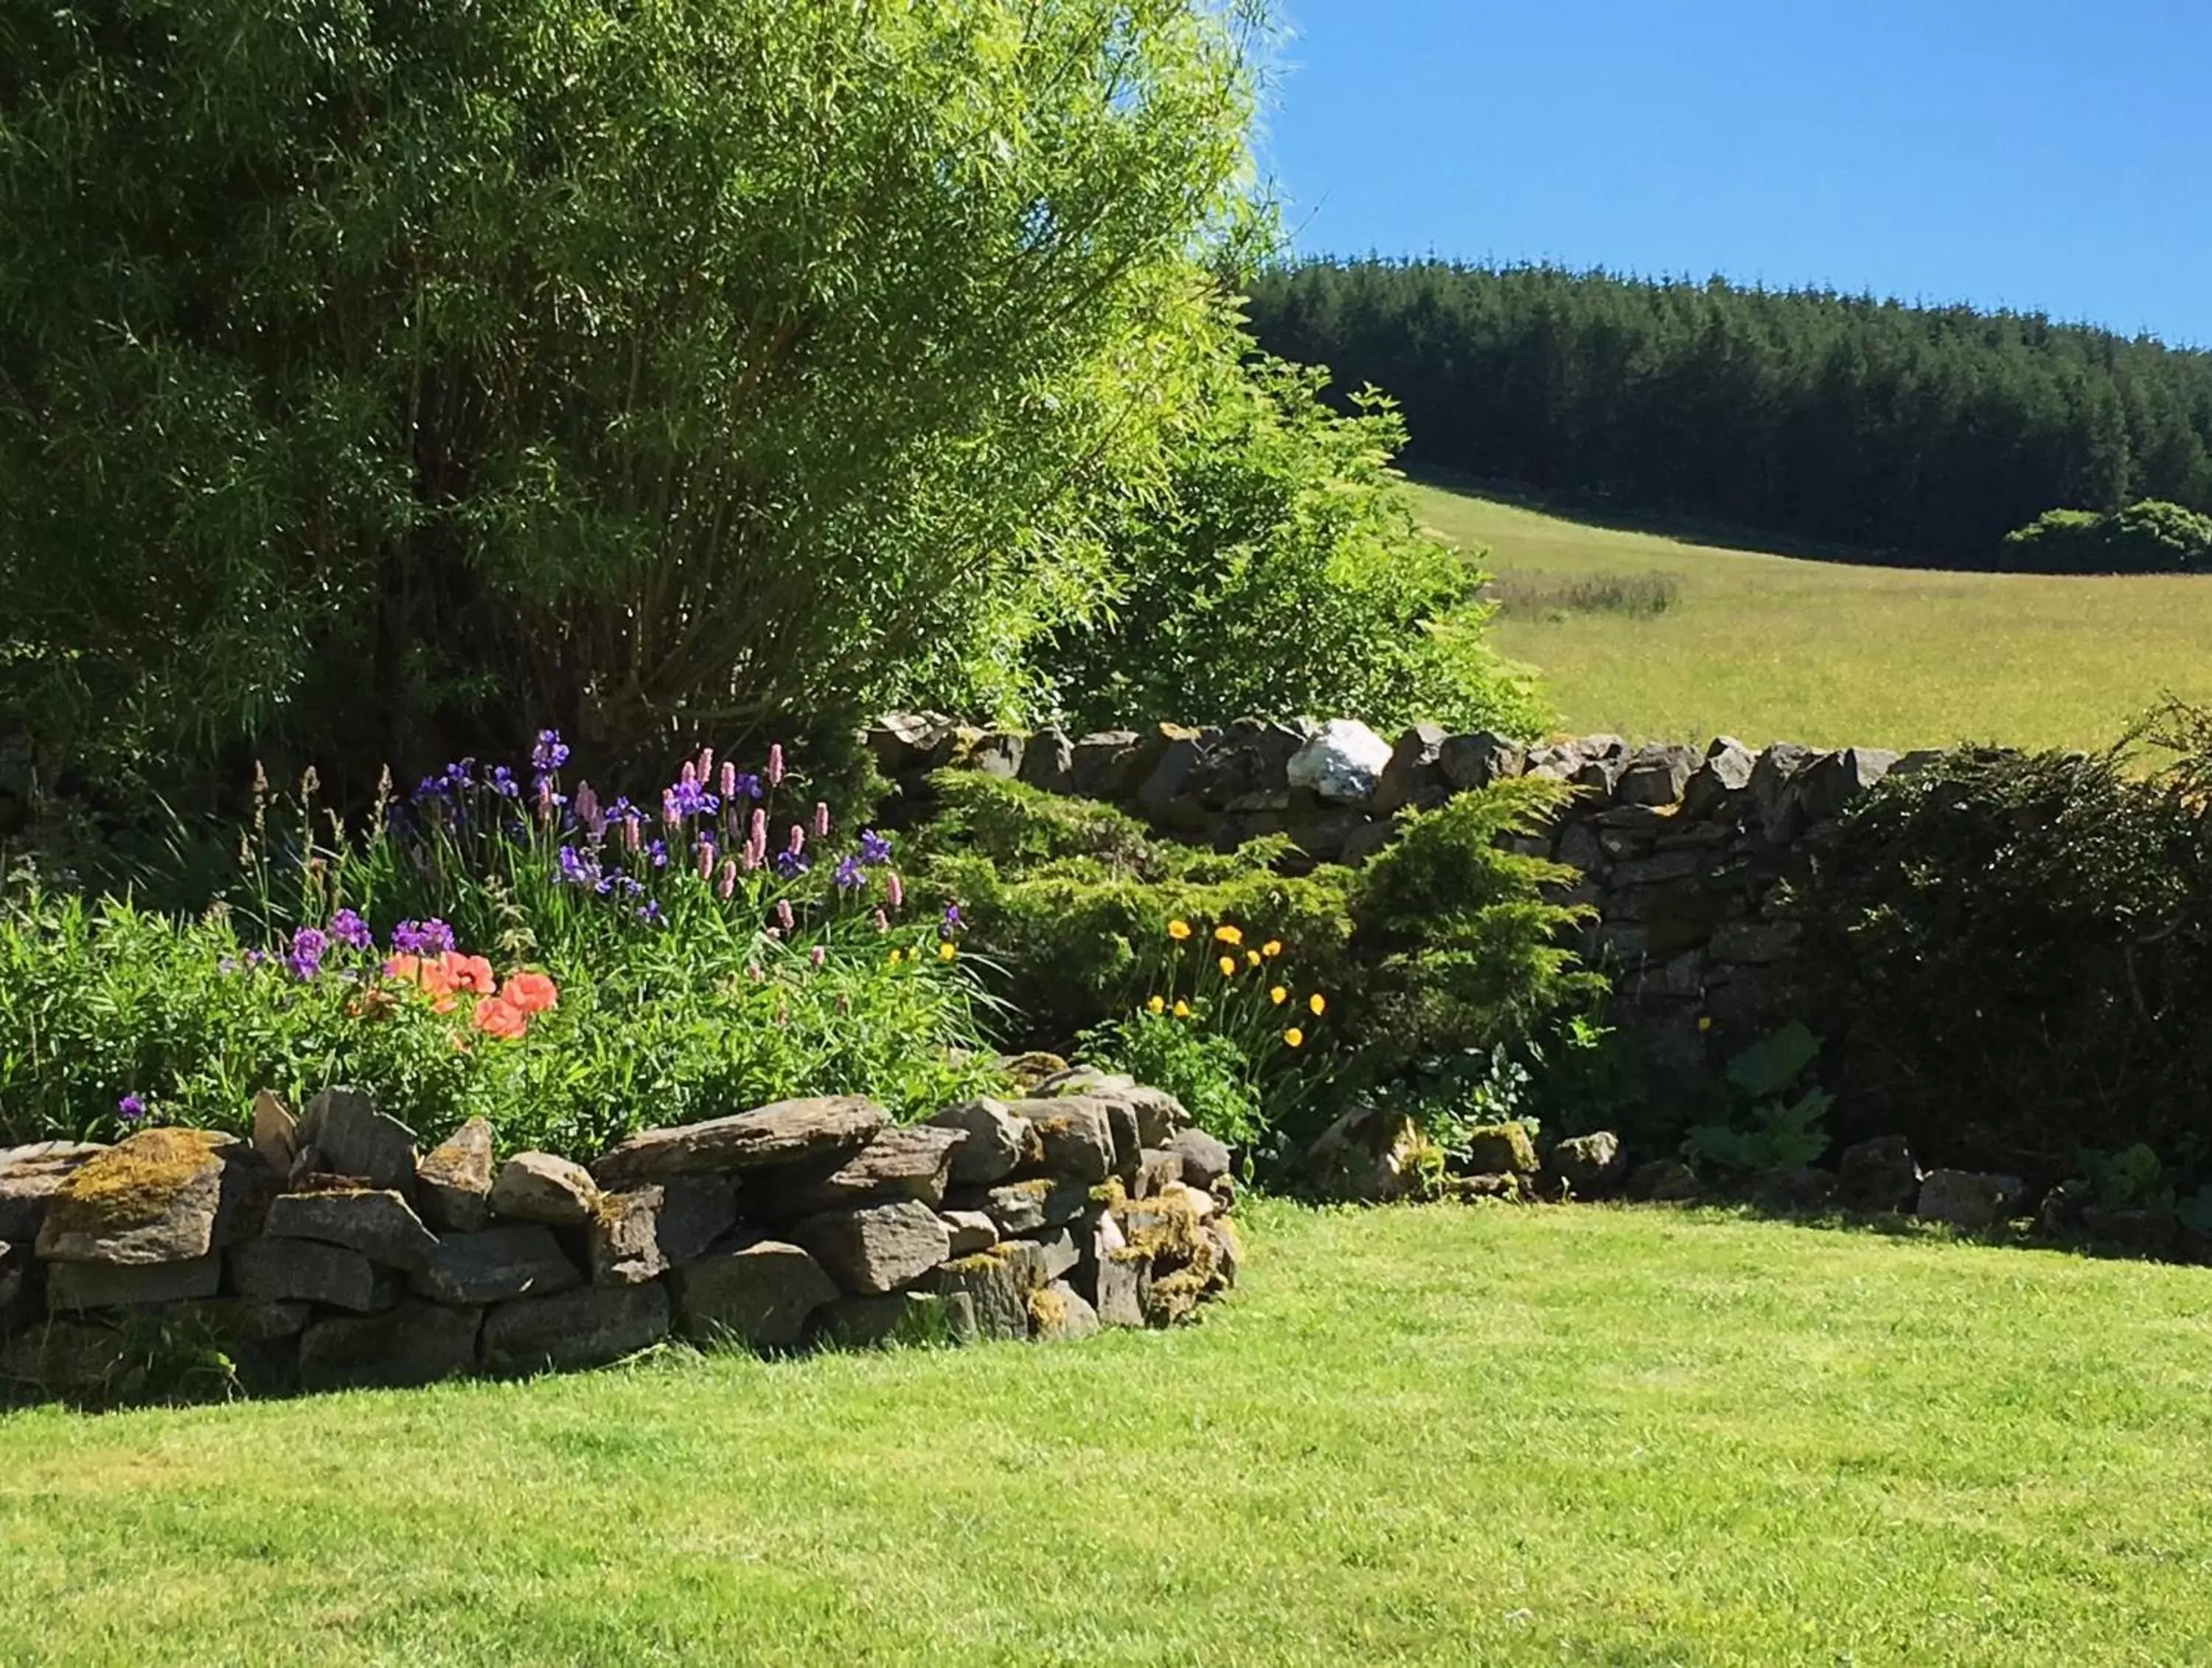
0 0 1262 787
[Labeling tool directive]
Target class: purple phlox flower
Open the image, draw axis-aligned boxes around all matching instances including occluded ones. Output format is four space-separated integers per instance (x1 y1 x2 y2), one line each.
810 945 827 969
287 926 329 981
731 771 762 804
860 829 893 866
813 801 831 840
532 729 570 776
117 1093 145 1123
557 845 599 888
833 854 864 892
776 900 796 934
489 765 520 799
886 871 905 909
328 908 374 951
767 743 785 788
647 839 669 871
787 823 805 857
773 849 810 880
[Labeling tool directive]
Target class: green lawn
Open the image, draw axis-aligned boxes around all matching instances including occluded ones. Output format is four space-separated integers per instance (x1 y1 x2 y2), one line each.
1412 480 2212 751
4 1203 2210 1665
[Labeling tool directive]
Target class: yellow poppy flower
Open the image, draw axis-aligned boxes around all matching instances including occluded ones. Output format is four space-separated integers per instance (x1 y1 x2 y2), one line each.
1172 1000 1191 1018
1246 949 1262 967
1270 985 1289 1005
1308 993 1326 1017
888 948 902 965
1697 1015 1713 1032
1147 995 1166 1015
1214 924 1243 947
937 940 956 962
1283 1026 1305 1049
1167 920 1192 941
1217 955 1237 978
1262 939 1283 958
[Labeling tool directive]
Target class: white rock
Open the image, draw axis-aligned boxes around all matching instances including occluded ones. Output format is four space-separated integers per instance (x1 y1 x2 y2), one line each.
1287 720 1394 806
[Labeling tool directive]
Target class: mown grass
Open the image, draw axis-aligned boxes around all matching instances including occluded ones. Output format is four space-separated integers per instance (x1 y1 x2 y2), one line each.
1414 480 2212 750
4 1203 2211 1665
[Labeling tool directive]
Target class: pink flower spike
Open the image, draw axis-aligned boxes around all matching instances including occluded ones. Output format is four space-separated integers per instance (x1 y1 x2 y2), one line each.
697 841 716 881
698 747 714 781
747 962 765 983
749 807 768 846
813 801 830 840
681 761 698 787
768 743 785 788
625 816 641 853
787 824 805 856
720 761 737 799
718 858 737 900
662 788 680 828
887 871 905 909
776 900 795 933
740 841 760 874
810 945 826 969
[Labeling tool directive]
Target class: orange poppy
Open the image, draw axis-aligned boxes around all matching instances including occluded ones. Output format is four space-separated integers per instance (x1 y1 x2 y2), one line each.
503 970 560 1014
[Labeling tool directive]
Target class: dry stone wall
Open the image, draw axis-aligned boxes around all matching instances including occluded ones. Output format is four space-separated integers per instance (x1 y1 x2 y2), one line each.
0 1074 1238 1401
875 713 1936 1099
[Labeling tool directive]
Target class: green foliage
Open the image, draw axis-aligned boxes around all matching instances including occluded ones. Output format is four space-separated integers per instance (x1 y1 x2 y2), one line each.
2003 501 2212 573
1248 260 2212 564
1790 722 2212 1180
1046 344 1549 735
2087 1143 2165 1210
0 0 1265 793
1683 1023 1834 1175
0 737 999 1153
1078 1010 1263 1150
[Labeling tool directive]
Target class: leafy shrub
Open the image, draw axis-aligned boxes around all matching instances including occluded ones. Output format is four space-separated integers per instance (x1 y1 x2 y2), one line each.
0 735 998 1153
1790 725 2212 1181
1043 347 1551 737
0 0 1265 794
1682 1023 1834 1175
917 771 1605 1161
2003 500 2212 573
1079 1010 1264 1151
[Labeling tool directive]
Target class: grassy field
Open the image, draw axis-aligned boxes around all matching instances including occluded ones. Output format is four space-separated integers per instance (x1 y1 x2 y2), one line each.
1411 479 2212 751
4 1203 2211 1665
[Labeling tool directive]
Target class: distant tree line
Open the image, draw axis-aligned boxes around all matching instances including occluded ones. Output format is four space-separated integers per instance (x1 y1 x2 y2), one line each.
1244 260 2212 566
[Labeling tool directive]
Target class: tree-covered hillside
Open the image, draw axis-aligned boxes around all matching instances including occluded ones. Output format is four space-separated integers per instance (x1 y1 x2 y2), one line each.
1246 260 2212 565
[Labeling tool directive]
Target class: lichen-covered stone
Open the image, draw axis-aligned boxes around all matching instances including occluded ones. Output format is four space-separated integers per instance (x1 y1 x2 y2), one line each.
1461 1124 1539 1176
409 1225 582 1307
934 1251 1029 1341
0 1320 129 1392
588 1188 669 1285
1091 1216 1145 1328
1012 1097 1115 1183
948 1175 1093 1236
925 1098 1034 1185
1135 1147 1184 1200
297 1087 420 1198
231 1235 386 1311
0 1141 107 1243
672 1241 838 1349
998 1228 1080 1292
417 1117 495 1233
1169 1127 1232 1191
1206 1220 1243 1290
591 1097 886 1188
1029 1280 1099 1341
773 1125 967 1215
1115 1186 1214 1268
489 1152 600 1226
1304 1106 1433 1203
939 1209 998 1257
251 1090 299 1179
298 1302 481 1391
790 1200 950 1296
994 1052 1069 1093
480 1282 669 1376
35 1129 234 1265
47 1253 221 1312
262 1188 440 1271
1545 1132 1627 1198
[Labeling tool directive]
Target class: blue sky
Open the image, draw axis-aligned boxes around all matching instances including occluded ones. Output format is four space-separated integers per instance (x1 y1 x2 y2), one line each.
1256 0 2212 347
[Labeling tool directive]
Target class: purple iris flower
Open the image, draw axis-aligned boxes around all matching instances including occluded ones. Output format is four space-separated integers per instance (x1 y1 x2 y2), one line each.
557 845 599 887
489 765 520 799
943 902 962 931
328 908 373 951
834 854 865 892
667 778 719 820
773 849 811 880
117 1094 145 1123
860 829 893 866
532 729 570 776
637 900 665 925
730 771 762 804
647 839 669 871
